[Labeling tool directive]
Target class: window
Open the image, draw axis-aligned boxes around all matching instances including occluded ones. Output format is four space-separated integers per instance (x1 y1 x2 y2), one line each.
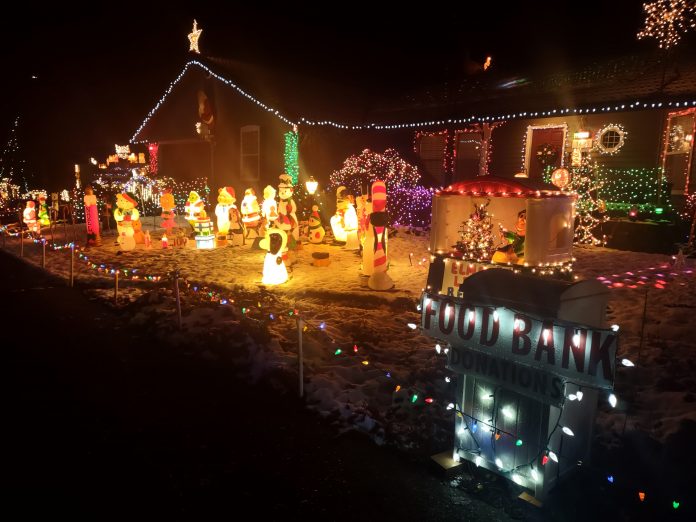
418 133 446 183
454 131 482 181
662 109 695 195
240 125 260 181
595 124 626 155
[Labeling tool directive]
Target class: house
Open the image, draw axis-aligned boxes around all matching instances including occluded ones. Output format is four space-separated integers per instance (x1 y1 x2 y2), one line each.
132 51 695 224
379 53 696 214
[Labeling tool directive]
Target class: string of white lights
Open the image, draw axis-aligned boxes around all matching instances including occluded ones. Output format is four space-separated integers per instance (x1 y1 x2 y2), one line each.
130 61 696 141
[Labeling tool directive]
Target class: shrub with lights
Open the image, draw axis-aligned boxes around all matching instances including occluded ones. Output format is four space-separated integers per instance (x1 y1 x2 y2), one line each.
330 148 432 228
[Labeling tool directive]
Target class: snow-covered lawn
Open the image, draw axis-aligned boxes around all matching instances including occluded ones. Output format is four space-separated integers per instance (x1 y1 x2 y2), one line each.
4 218 695 452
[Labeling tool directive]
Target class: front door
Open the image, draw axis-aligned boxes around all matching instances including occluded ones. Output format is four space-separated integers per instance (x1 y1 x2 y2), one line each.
524 125 567 180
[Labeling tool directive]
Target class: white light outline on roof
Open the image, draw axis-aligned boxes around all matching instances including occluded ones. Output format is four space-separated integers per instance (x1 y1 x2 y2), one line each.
130 61 696 142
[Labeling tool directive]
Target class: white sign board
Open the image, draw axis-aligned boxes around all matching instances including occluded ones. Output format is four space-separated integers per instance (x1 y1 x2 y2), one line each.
421 293 617 390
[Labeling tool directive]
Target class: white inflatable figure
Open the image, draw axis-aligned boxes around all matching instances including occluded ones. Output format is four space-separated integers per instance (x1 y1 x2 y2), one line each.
330 186 349 243
23 201 39 235
260 227 289 285
215 186 236 235
365 181 393 290
277 173 299 242
307 205 325 244
185 191 205 225
261 185 278 229
343 194 360 250
241 188 262 230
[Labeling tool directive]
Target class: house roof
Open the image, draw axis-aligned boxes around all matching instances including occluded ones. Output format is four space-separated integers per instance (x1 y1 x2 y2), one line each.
132 51 696 142
373 53 696 123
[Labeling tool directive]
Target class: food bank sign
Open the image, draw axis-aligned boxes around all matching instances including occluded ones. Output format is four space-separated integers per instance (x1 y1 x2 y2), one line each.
420 294 617 392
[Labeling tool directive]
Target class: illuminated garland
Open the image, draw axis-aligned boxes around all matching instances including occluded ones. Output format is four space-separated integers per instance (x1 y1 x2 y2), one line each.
283 130 299 186
637 0 696 50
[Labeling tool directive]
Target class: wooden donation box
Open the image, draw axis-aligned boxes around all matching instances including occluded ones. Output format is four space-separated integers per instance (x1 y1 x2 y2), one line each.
420 269 617 501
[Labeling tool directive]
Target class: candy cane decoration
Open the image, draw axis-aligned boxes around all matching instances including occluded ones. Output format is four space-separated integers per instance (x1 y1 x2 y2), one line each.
367 181 394 291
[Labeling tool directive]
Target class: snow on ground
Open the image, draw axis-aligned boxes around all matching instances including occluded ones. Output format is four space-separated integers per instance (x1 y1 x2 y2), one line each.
4 217 695 453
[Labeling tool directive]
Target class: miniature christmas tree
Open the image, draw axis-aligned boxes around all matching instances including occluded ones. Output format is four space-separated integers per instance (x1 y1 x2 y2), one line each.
456 199 495 261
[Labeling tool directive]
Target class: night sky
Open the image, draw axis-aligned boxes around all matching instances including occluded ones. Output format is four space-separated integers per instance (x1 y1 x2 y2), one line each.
0 1 686 191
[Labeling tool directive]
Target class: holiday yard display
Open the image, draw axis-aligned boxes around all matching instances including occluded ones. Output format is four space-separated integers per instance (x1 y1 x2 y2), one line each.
241 188 262 235
567 156 609 245
429 177 575 294
193 210 215 249
185 190 205 226
83 186 101 246
160 189 176 236
455 199 496 262
37 195 50 226
23 201 38 235
344 194 360 251
261 185 279 229
364 181 394 291
330 186 350 243
215 186 236 242
421 269 618 502
307 205 325 244
261 227 289 285
277 173 299 245
356 194 372 248
330 148 432 228
113 193 144 246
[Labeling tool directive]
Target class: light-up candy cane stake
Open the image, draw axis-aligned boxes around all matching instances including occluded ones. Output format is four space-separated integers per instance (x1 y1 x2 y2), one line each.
367 181 394 291
83 186 102 246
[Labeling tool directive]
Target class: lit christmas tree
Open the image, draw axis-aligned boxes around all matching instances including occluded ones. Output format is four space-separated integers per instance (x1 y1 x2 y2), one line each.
567 156 609 245
0 117 30 194
455 199 495 260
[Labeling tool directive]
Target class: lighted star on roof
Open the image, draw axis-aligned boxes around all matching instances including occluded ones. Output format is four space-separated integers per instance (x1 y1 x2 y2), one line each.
637 0 696 50
188 19 203 54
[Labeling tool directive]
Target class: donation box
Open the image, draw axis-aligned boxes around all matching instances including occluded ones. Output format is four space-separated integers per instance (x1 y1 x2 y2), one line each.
420 269 617 502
